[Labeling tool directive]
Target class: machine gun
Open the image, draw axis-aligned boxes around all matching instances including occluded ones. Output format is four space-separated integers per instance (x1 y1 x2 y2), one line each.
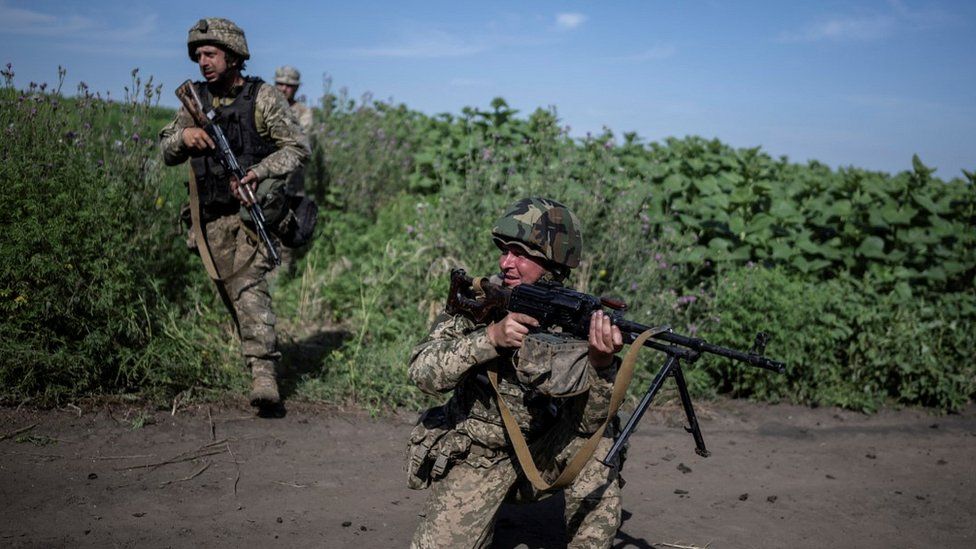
175 80 280 266
445 268 786 464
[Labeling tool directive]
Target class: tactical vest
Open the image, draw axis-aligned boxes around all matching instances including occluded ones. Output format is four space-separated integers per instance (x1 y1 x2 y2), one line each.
190 77 277 218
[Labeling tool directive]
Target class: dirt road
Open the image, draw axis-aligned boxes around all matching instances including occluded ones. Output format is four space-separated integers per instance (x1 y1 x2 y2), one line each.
2 399 974 548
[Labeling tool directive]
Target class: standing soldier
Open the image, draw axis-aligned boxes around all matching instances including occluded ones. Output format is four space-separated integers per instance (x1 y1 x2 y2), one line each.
158 18 309 411
274 65 312 198
406 198 625 548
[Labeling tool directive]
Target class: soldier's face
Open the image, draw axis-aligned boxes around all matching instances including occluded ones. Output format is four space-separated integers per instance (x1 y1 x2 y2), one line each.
498 245 548 287
195 45 231 84
276 83 298 102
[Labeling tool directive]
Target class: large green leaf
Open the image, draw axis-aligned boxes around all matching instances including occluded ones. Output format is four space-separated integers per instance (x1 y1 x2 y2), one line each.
699 192 730 210
856 236 887 259
793 256 831 273
662 173 687 196
769 200 799 220
880 202 918 225
770 241 796 260
729 186 755 204
867 208 889 229
922 266 947 281
708 237 732 250
828 199 853 218
676 246 707 263
912 192 948 215
728 215 745 235
694 176 721 195
746 213 776 233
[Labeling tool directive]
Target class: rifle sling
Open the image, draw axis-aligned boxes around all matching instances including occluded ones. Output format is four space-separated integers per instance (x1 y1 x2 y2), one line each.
188 165 257 283
488 325 668 492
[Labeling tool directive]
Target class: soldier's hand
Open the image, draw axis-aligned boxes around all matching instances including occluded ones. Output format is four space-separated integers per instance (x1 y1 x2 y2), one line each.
231 171 259 206
588 310 623 369
182 127 215 151
487 312 540 349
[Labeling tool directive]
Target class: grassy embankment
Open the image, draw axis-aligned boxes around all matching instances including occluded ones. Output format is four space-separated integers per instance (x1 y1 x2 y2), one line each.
2 68 973 413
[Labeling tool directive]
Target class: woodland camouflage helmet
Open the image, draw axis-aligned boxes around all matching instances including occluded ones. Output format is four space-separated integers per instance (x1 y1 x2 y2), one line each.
492 197 583 275
274 66 301 86
187 18 250 62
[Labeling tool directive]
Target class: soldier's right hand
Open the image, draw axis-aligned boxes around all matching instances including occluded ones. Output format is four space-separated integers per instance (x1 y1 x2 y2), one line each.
182 127 215 151
486 312 540 349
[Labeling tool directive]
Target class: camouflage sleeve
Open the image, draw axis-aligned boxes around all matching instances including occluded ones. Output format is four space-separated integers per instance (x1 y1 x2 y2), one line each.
296 103 313 135
157 107 195 166
576 358 620 433
408 312 501 395
250 83 310 181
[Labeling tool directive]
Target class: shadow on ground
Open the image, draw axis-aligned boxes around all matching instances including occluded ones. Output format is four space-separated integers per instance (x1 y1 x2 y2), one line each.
277 327 351 401
492 496 655 548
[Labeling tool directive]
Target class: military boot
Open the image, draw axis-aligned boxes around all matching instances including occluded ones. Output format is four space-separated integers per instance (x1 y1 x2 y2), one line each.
249 361 281 408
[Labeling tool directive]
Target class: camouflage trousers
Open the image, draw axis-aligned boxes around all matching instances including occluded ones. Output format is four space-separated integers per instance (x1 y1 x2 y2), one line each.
411 426 622 549
203 215 280 379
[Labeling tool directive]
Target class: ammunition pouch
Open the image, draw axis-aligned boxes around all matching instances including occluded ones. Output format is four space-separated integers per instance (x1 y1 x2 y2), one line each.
405 406 471 490
515 332 590 398
234 176 318 249
276 194 318 249
239 176 288 228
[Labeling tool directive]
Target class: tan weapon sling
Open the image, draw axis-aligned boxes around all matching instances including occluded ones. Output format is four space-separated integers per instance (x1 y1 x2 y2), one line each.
488 325 668 492
188 165 257 282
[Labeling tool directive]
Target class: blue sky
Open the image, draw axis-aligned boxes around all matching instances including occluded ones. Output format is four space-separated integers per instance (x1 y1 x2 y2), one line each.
2 0 973 178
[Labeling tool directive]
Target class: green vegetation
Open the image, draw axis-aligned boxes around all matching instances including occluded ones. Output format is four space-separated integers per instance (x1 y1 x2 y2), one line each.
1 67 973 412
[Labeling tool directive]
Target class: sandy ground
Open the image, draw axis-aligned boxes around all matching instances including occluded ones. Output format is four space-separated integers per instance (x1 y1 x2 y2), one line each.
1 398 974 549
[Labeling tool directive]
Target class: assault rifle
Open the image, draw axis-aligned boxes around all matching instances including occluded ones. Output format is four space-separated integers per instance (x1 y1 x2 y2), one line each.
445 268 786 464
175 80 280 266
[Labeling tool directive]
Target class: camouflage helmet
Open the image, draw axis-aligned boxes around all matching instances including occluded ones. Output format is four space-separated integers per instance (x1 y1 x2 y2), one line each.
491 197 583 271
187 18 250 62
274 66 301 86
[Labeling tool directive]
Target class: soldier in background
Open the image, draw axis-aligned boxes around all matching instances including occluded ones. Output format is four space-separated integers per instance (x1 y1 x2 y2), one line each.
406 198 625 548
274 66 312 135
273 66 313 271
159 18 308 411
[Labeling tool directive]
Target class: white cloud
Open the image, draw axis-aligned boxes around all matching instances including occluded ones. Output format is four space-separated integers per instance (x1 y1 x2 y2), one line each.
0 4 162 53
0 3 55 26
0 4 94 36
555 12 587 30
778 1 954 44
778 15 895 43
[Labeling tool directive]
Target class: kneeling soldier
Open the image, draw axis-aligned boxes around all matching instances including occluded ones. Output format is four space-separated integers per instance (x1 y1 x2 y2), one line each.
407 197 625 548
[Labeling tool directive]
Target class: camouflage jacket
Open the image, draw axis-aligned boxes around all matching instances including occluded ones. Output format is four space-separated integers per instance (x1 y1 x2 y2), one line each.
290 101 313 136
408 310 619 451
158 79 309 182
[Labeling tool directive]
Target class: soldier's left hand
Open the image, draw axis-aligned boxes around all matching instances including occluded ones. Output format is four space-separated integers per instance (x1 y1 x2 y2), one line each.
231 171 259 206
588 310 623 369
